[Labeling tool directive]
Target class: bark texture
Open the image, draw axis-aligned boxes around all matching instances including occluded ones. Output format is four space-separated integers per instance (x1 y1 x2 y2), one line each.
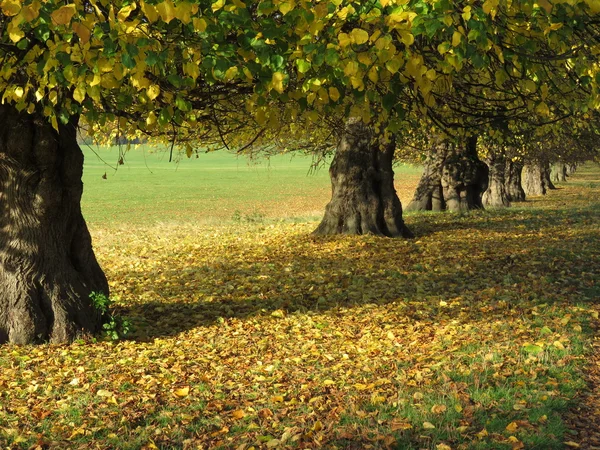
504 159 526 202
314 119 413 238
441 137 489 212
407 137 488 212
523 161 554 196
551 163 567 183
0 105 108 344
482 149 510 208
404 142 447 212
542 163 556 190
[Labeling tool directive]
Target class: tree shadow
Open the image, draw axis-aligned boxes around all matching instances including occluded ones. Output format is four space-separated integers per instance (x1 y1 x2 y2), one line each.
115 201 599 342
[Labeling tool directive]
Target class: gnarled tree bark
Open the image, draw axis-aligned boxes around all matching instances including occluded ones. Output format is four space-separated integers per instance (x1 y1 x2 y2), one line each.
0 105 108 344
404 141 447 212
314 119 413 238
504 159 526 202
551 163 567 183
482 147 510 208
523 161 554 196
407 136 488 212
542 162 556 190
441 137 488 212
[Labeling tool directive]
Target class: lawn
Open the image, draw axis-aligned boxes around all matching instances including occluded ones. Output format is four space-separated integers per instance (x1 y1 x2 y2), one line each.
80 144 422 226
0 154 598 449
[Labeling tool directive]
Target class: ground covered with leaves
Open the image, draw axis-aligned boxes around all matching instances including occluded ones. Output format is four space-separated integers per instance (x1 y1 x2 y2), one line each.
1 167 599 449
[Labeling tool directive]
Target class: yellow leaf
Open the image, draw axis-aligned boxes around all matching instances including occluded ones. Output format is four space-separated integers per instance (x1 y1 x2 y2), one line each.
322 379 335 386
8 17 24 43
338 32 352 48
231 409 245 419
118 3 136 21
505 421 518 432
271 395 284 402
536 102 550 116
452 31 462 47
1 0 21 16
156 0 176 23
385 57 402 74
423 422 436 429
193 17 207 32
212 0 225 12
174 2 196 24
344 61 358 77
141 1 159 22
462 5 472 21
351 28 369 45
431 404 447 414
21 2 41 21
73 85 86 104
271 72 285 93
279 0 294 15
564 442 581 448
72 22 91 44
173 386 190 397
390 420 412 431
553 340 565 350
147 85 160 101
436 444 452 450
328 87 340 102
51 4 77 26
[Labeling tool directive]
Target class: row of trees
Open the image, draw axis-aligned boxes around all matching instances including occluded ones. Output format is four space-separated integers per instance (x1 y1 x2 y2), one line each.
1 0 599 343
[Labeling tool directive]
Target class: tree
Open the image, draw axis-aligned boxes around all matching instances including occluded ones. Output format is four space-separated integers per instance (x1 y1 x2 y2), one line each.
314 119 413 237
406 135 488 212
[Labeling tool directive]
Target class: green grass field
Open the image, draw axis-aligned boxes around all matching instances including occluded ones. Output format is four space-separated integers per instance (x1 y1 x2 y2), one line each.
81 144 423 226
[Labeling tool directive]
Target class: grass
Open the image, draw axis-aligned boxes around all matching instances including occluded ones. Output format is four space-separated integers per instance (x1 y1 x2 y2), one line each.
0 156 598 449
81 144 422 226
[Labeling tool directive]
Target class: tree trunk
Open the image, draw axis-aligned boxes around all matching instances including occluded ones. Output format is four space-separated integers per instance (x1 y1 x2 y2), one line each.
314 119 413 238
482 148 510 208
0 105 108 344
542 162 556 190
551 163 567 183
522 162 547 196
504 159 526 202
404 141 447 212
566 163 577 176
440 136 489 212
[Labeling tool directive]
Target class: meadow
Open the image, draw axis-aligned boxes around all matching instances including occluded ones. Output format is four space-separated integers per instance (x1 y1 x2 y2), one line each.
0 147 598 449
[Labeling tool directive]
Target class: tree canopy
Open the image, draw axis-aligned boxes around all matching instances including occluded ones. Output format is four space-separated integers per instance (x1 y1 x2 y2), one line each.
1 0 599 144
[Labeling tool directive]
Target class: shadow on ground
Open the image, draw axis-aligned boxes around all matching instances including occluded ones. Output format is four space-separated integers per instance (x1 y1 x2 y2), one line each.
112 202 599 342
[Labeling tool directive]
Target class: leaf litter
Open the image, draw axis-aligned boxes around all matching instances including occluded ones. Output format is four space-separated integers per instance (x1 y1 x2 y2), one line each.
0 167 599 449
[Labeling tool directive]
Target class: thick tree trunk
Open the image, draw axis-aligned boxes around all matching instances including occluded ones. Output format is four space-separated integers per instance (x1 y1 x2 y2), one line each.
566 163 577 176
404 142 447 212
504 159 526 202
440 136 489 212
551 163 567 183
542 162 556 190
314 119 413 238
407 136 487 212
482 148 510 208
523 162 549 196
0 105 108 344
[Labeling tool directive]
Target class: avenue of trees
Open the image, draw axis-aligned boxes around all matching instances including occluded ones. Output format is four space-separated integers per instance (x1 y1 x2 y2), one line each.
1 0 599 344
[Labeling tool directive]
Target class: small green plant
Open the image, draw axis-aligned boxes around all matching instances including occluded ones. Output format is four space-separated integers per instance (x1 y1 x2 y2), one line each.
89 292 131 341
